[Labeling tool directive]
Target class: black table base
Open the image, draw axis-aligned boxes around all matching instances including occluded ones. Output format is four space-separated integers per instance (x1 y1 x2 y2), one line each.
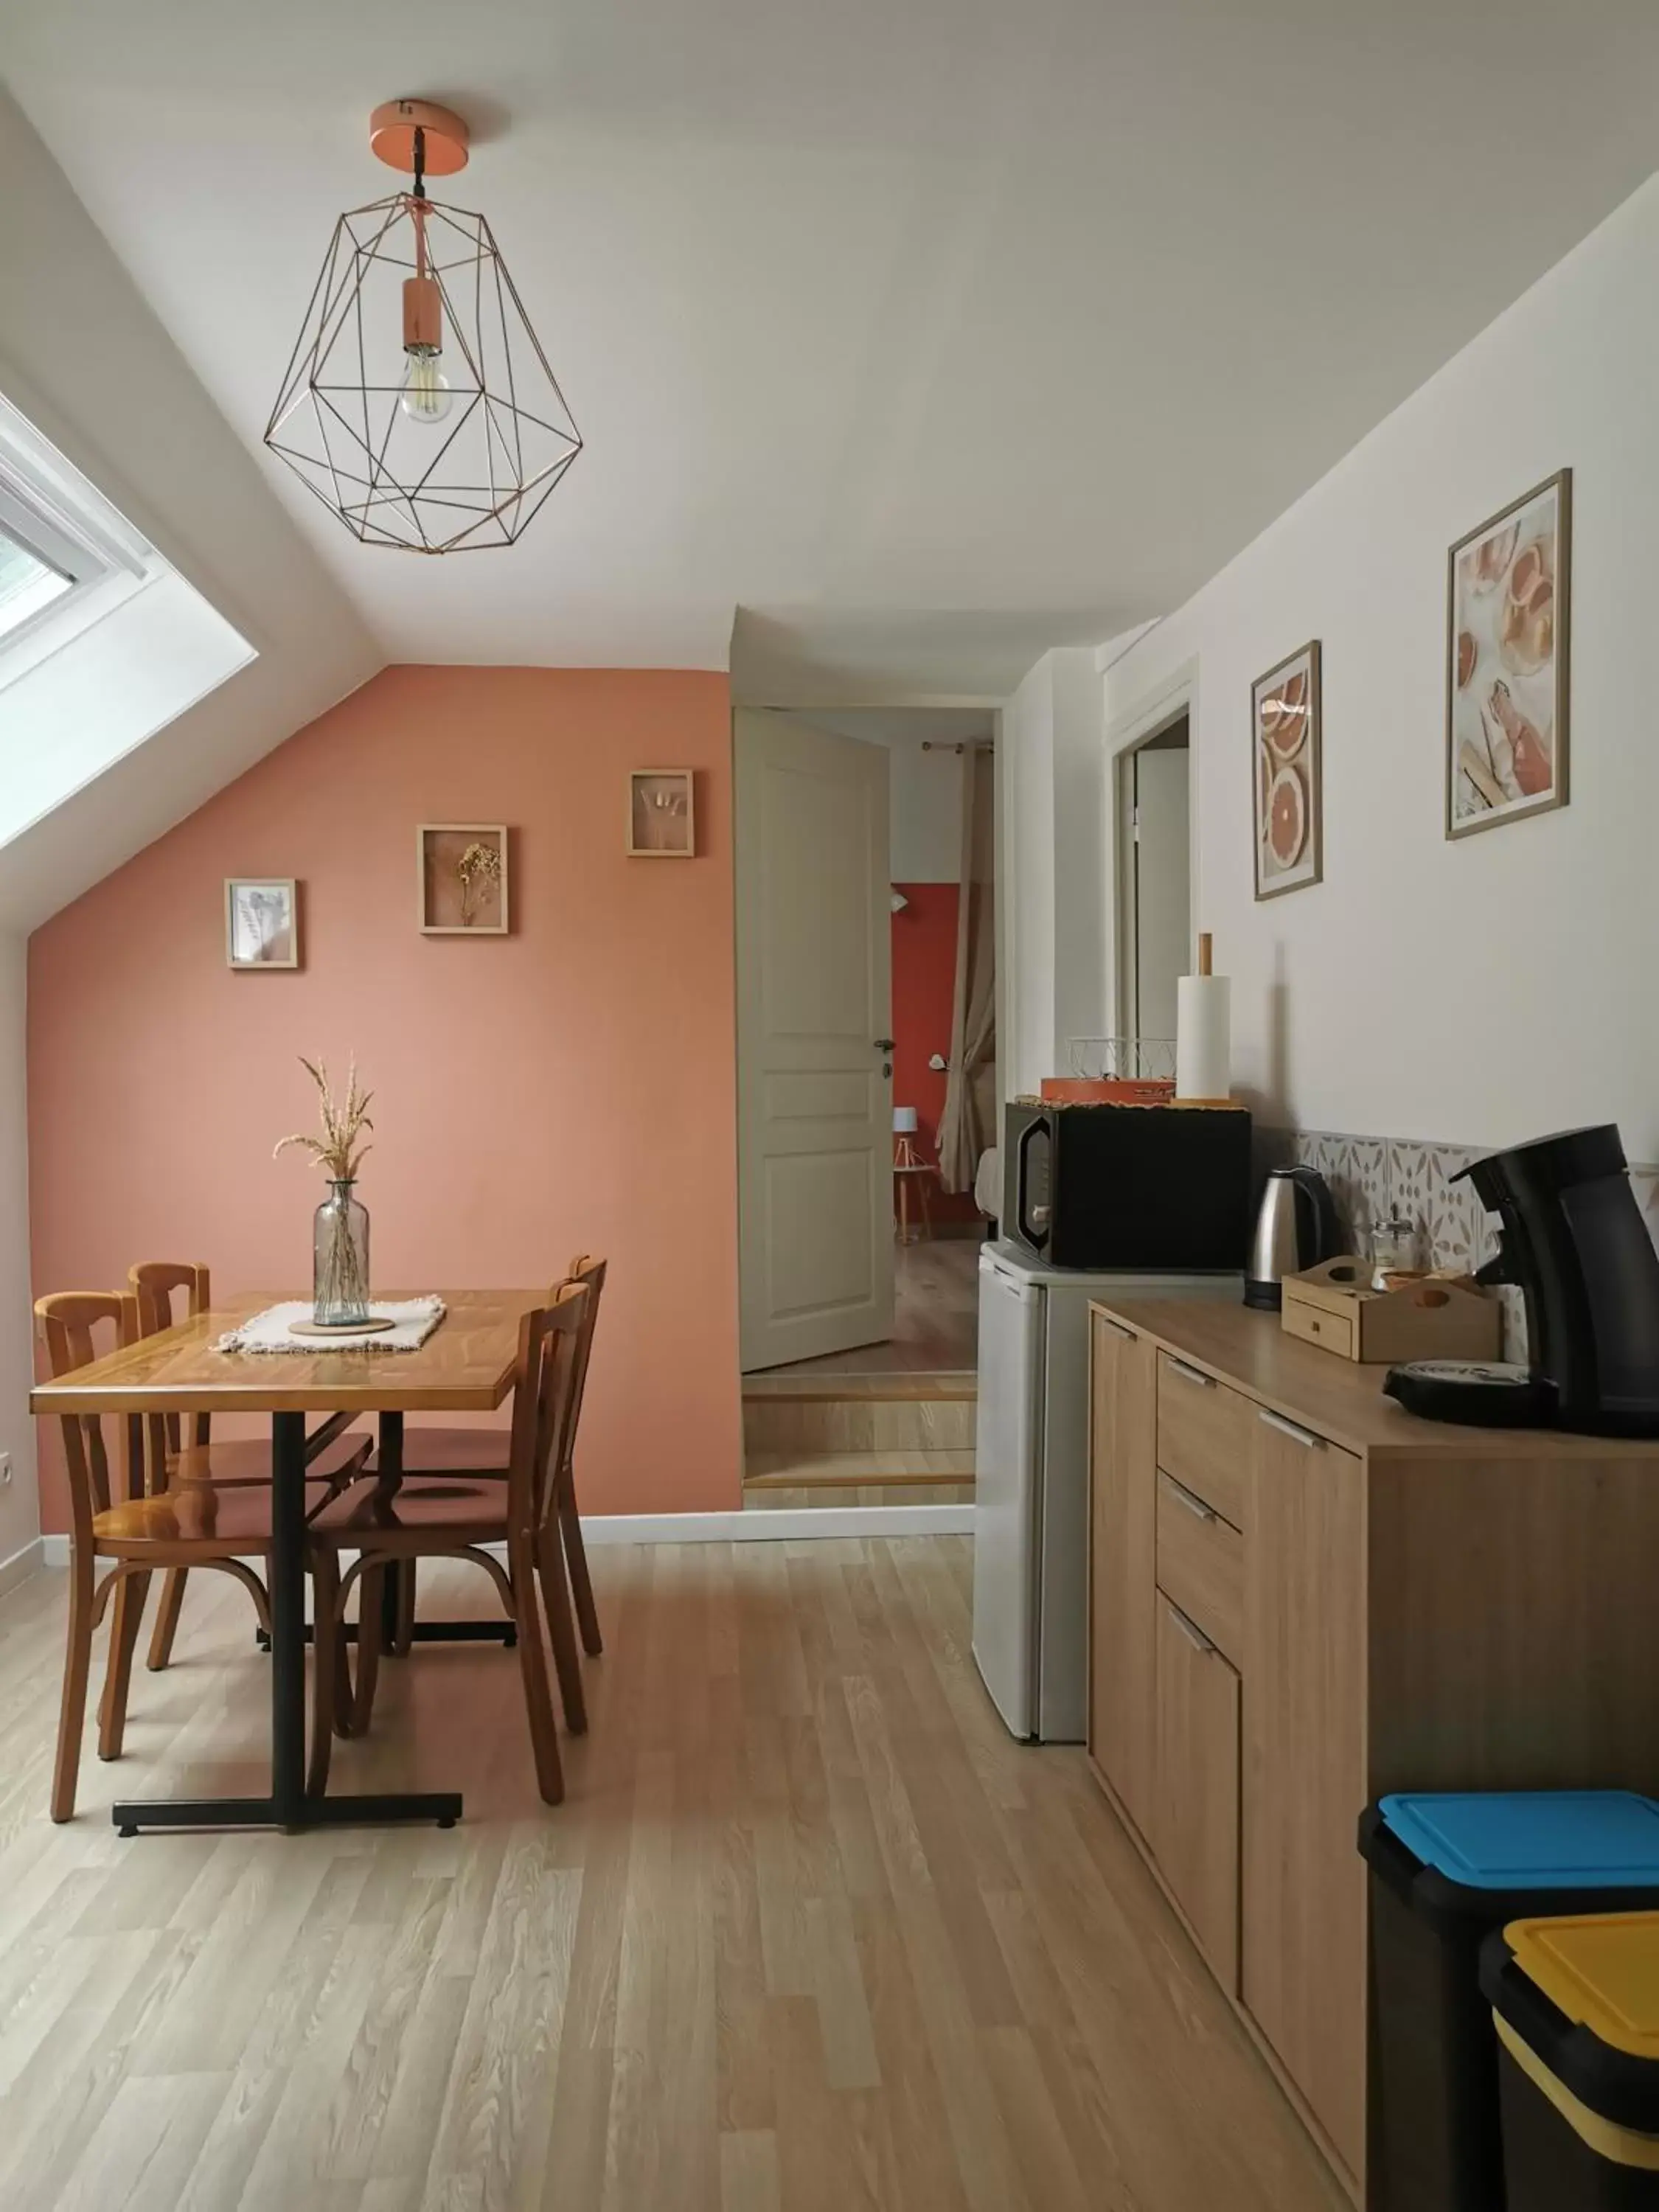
113 1790 462 1837
113 1408 467 1837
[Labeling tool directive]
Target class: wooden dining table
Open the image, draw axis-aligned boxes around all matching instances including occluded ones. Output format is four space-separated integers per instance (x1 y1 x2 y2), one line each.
29 1288 540 1837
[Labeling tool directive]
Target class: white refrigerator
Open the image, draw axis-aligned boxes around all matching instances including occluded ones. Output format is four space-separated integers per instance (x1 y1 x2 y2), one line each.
973 1240 1239 1742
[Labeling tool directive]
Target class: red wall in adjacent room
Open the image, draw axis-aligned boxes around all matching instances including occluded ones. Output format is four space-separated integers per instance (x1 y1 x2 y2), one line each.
27 666 742 1529
890 883 980 1225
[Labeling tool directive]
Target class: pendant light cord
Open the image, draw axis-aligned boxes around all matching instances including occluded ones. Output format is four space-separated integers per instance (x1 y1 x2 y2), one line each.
411 124 427 203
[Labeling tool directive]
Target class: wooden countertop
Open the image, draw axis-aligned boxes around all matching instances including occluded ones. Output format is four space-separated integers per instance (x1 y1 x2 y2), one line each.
1093 1297 1659 1463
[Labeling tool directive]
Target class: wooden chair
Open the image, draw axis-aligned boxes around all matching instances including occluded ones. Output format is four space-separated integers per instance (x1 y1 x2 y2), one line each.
307 1287 588 1806
128 1261 369 1674
36 1291 366 1823
372 1254 607 1691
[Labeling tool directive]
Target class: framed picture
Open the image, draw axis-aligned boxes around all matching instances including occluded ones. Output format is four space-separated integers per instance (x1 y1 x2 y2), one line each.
1447 469 1571 838
628 769 695 858
418 825 509 933
225 878 299 968
1252 641 1322 899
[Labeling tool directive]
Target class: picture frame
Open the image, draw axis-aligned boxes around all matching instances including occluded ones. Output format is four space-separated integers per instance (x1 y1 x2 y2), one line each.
1252 640 1323 900
418 824 509 934
628 769 695 858
1446 468 1571 840
225 877 299 969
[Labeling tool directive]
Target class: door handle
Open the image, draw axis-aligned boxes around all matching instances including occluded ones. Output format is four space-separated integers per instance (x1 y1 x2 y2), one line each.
1165 1599 1216 1655
1161 1473 1217 1523
873 1038 896 1053
1166 1358 1213 1390
1259 1408 1324 1450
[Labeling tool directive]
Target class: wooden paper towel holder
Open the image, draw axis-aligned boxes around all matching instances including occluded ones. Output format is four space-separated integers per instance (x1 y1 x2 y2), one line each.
1174 931 1242 1110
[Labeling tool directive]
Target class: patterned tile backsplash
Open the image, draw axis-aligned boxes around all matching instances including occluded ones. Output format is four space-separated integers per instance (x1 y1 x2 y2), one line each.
1259 1127 1659 1362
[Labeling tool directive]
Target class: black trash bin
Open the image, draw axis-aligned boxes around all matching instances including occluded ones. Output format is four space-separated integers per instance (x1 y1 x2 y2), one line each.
1359 1791 1659 2211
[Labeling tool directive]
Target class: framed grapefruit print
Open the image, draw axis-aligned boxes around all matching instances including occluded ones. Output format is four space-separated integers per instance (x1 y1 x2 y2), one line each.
1446 469 1571 839
1253 640 1322 899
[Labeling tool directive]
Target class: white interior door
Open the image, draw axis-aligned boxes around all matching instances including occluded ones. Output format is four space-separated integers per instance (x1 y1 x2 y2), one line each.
736 709 894 1371
1130 740 1190 1048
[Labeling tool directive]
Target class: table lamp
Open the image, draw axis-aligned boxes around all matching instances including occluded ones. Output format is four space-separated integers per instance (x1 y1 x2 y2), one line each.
893 1105 920 1169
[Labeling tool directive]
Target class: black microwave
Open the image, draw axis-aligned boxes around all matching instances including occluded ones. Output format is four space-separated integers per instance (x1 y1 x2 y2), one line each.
1003 1099 1253 1270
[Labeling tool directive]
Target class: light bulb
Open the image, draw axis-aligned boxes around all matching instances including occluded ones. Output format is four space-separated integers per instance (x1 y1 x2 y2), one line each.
400 350 453 424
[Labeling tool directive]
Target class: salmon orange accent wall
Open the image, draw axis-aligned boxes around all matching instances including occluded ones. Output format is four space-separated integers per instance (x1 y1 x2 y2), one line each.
890 883 979 1225
27 665 742 1528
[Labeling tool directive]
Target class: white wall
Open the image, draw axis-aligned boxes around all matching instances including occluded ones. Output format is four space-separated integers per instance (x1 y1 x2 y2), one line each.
0 936 38 1576
1000 647 1105 1094
1104 173 1659 1159
888 740 963 882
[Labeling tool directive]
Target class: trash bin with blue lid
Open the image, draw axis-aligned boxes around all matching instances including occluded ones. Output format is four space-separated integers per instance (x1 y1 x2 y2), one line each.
1358 1791 1659 2211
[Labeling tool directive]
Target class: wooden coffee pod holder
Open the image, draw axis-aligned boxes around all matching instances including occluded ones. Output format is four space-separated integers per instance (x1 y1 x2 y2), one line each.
1281 1257 1502 1365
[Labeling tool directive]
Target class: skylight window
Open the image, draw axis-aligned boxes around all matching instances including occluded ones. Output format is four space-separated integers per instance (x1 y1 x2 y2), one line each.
0 390 255 849
0 524 72 641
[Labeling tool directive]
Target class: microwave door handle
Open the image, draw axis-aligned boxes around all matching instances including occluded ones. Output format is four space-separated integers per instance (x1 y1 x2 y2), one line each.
1016 1118 1048 1250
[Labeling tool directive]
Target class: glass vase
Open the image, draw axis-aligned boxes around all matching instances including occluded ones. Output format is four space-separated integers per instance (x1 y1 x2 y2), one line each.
313 1179 370 1326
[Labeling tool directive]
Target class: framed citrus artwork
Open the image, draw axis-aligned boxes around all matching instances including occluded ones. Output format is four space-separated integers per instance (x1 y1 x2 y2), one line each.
1446 469 1571 839
1252 640 1322 900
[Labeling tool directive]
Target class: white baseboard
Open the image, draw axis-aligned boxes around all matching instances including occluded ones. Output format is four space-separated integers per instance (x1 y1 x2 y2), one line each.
0 1534 45 1593
37 1503 972 1573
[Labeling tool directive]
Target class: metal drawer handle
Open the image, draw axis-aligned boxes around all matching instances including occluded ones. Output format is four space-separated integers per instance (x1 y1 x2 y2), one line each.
1166 1358 1213 1390
1165 1599 1216 1655
1098 1316 1135 1342
1259 1408 1324 1450
1162 1475 1217 1523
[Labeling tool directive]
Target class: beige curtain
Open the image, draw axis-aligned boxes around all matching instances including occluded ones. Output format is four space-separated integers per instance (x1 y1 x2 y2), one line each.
938 745 996 1192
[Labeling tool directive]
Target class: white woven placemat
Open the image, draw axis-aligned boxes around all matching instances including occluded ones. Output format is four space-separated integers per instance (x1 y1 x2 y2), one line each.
216 1297 447 1354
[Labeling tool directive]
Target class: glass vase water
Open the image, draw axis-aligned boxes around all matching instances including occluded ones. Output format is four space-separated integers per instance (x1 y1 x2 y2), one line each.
313 1179 370 1326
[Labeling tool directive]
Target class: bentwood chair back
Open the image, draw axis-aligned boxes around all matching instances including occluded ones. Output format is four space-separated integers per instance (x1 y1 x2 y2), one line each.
557 1254 607 1658
38 1291 195 1821
128 1258 367 1674
308 1287 591 1806
128 1261 211 1461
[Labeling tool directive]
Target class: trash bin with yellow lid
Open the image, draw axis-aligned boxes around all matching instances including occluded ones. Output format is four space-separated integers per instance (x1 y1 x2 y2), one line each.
1481 1910 1659 2207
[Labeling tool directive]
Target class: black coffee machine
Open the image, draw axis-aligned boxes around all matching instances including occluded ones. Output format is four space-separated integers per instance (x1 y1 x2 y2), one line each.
1385 1124 1659 1435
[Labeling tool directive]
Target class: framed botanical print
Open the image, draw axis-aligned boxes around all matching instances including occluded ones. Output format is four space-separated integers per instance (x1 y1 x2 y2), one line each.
627 770 695 857
1252 641 1322 899
418 825 509 933
226 878 299 968
1446 469 1571 838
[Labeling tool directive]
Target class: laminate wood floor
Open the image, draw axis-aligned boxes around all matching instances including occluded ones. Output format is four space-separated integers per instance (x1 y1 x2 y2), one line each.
0 1541 1343 2212
754 1239 981 1380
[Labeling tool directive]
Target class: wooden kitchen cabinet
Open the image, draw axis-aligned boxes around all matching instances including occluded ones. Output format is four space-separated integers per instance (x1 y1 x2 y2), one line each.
1087 1309 1157 1838
1242 1408 1367 2181
1085 1295 1659 2207
1154 1590 1241 1991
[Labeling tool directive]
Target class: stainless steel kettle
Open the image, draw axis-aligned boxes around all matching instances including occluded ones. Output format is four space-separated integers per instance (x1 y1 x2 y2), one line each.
1245 1166 1341 1310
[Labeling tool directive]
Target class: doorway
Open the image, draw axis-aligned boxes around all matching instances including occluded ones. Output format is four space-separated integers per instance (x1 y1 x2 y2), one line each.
733 706 997 1509
1116 711 1191 1066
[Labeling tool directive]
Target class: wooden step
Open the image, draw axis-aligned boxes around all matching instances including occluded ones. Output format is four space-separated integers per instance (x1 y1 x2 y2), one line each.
743 1396 975 1457
744 1450 975 1489
742 1371 976 1403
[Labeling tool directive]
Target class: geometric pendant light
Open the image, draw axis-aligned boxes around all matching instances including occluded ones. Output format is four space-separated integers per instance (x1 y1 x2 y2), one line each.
262 100 581 553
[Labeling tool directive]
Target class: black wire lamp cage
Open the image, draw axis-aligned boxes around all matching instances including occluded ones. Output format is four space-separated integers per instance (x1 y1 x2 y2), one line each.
263 99 581 553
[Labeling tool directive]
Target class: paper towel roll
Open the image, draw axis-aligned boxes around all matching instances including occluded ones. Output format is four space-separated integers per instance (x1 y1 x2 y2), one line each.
1176 974 1231 1100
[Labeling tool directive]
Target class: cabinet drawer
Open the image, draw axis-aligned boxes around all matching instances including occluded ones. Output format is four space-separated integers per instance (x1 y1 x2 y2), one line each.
1156 1472 1243 1663
1155 1592 1241 1992
1279 1295 1357 1360
1156 1352 1251 1528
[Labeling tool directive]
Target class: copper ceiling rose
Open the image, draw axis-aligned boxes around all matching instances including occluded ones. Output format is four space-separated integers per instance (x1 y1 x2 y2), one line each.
262 98 582 553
